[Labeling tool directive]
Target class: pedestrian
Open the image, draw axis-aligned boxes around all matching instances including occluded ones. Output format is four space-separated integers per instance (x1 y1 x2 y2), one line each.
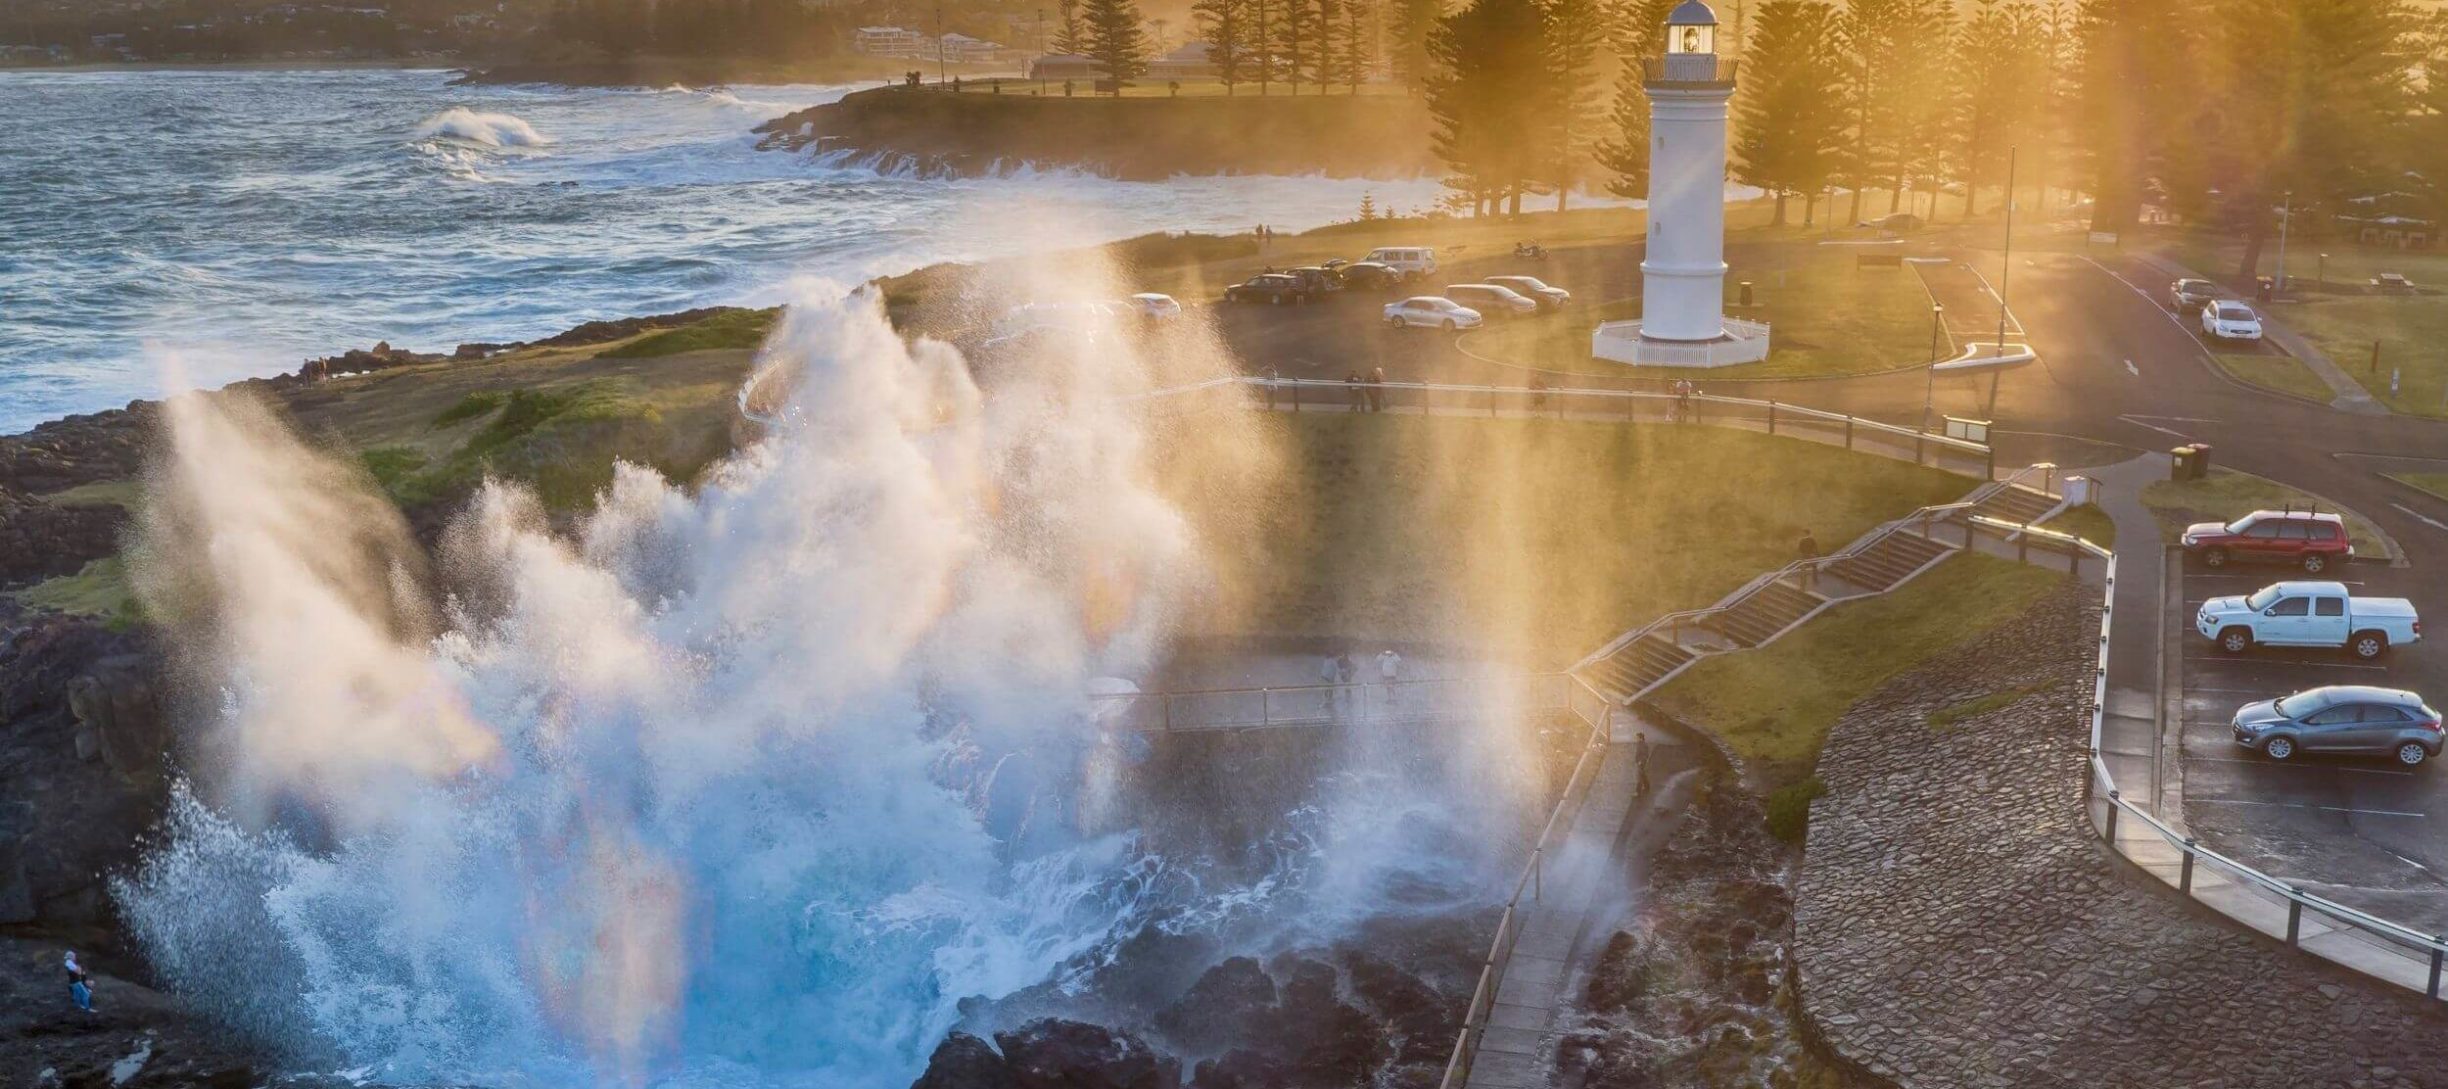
1377 648 1402 682
1345 372 1365 411
1320 654 1338 685
1336 652 1356 684
1634 730 1647 765
65 950 93 1013
1368 366 1387 412
1797 529 1822 590
1267 365 1281 409
1672 379 1692 422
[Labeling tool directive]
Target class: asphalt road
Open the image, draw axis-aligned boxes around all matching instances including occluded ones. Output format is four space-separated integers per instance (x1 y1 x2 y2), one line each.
1201 228 2448 929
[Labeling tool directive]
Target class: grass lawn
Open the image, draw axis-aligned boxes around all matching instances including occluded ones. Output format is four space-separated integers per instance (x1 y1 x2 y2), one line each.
2211 351 2335 404
1163 413 1974 666
2166 234 2448 418
1646 553 2064 783
5 557 140 627
1459 246 1941 380
2387 472 2448 503
2141 467 2388 558
2044 503 2118 549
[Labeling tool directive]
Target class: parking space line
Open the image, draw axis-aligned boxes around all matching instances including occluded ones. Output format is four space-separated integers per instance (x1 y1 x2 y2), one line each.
2180 655 2388 671
2390 502 2448 534
2189 799 2427 818
2183 754 2416 777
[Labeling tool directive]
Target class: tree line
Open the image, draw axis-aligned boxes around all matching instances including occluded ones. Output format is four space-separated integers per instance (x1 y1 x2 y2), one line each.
1400 0 2448 263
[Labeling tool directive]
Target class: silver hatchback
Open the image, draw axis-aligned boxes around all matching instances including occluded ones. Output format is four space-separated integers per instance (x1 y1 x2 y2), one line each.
2232 685 2444 767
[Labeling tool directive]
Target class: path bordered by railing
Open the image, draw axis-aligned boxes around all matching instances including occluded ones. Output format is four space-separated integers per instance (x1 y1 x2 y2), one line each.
2066 525 2448 1004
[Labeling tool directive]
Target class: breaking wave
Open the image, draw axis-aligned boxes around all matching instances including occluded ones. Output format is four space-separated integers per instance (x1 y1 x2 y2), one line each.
416 107 554 148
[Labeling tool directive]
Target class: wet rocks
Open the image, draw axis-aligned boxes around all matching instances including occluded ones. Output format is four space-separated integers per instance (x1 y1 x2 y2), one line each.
0 615 167 932
1152 956 1274 1052
997 1019 1180 1089
913 1032 1022 1089
0 484 125 589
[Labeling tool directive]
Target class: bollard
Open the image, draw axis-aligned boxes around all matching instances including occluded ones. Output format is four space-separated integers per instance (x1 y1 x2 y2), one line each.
1768 400 1778 435
1292 382 1303 412
2431 945 2444 1000
2103 790 2120 844
1844 415 1856 449
2180 840 2197 894
2286 895 2304 946
1533 848 1544 901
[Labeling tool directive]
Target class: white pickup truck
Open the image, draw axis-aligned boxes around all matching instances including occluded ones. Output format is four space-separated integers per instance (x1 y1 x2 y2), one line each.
2196 580 2422 659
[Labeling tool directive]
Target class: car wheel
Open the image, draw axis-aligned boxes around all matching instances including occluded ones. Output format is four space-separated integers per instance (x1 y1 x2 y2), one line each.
2353 631 2388 659
2302 553 2328 574
2220 628 2252 654
2203 547 2229 569
1388 315 1406 328
2398 742 2430 768
2263 735 2296 761
1270 293 1284 305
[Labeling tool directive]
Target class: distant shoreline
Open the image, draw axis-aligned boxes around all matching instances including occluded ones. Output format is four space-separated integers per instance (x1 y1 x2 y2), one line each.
0 57 461 74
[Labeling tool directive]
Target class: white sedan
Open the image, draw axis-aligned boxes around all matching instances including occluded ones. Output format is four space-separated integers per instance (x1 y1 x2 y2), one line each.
1125 292 1183 320
2201 301 2263 341
1384 296 1483 330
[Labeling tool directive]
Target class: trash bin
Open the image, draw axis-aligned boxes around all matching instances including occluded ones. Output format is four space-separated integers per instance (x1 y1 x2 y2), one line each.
1738 280 1754 308
2256 276 2274 302
2189 443 2212 479
2171 445 2197 481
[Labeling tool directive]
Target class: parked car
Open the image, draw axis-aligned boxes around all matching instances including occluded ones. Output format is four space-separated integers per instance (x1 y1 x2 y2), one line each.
1363 247 1438 279
1124 292 1182 319
2230 685 2443 766
1338 261 1405 292
1443 284 1540 318
2195 580 2420 659
1286 266 1344 295
2169 278 2219 310
1224 273 1312 305
2180 509 2353 572
2201 300 2264 340
1485 275 1571 310
1383 296 1482 330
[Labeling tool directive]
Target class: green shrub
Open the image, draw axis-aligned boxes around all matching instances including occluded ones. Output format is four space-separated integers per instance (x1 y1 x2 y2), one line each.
1765 776 1827 843
430 390 506 429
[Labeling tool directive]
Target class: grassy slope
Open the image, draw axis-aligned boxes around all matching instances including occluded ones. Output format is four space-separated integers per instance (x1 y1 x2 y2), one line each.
1167 413 1972 666
2211 351 2335 404
2044 503 2118 550
1648 553 2064 783
2168 235 2448 417
1460 242 1941 379
2388 472 2448 503
2141 467 2387 557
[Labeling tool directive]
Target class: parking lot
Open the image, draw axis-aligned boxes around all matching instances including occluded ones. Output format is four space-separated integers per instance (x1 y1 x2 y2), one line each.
2175 557 2448 933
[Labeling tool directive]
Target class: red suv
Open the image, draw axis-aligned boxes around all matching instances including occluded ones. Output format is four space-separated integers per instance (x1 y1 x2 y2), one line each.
2181 510 2354 573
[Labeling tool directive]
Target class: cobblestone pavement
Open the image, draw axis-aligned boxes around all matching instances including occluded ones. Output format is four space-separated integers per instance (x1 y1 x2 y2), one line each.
1793 587 2448 1089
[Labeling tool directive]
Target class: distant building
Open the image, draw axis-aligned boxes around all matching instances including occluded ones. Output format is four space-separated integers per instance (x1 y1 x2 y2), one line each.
1149 41 1214 79
854 26 925 56
936 32 1003 63
1028 52 1097 80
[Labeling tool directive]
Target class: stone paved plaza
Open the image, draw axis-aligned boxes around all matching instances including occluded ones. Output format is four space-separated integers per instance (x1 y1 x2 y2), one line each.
1794 588 2448 1089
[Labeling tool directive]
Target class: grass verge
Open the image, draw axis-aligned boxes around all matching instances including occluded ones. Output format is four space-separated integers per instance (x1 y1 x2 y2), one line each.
2210 351 2335 404
1462 248 1940 380
2043 503 2118 550
1167 413 1974 665
2387 472 2448 503
599 308 778 358
1646 553 2063 784
6 557 141 628
2140 467 2387 558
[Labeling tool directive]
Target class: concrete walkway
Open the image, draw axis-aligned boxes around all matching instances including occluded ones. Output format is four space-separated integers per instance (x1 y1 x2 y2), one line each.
2129 252 2388 415
2076 451 2179 816
1463 721 1701 1089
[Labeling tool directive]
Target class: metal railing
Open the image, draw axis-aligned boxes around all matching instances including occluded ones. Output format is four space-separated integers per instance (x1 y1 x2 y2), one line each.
1440 672 1616 1089
1086 672 1580 733
2075 537 2448 1002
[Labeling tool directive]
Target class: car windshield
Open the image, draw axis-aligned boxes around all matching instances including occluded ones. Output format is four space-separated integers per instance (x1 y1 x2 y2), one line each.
2245 586 2283 611
2181 280 2212 291
2272 693 2305 717
2217 305 2254 320
2224 516 2257 535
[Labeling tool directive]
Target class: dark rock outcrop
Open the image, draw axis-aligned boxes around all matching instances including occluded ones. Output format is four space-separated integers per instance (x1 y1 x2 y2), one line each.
0 484 125 589
1152 956 1274 1053
913 1032 1018 1089
0 938 262 1089
994 1019 1179 1089
0 615 167 933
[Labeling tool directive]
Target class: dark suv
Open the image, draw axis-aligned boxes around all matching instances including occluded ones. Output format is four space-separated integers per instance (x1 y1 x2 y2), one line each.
1224 273 1312 305
2180 509 2354 573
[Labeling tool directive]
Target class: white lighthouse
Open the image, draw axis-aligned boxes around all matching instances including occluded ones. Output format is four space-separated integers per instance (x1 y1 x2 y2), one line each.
1591 0 1771 367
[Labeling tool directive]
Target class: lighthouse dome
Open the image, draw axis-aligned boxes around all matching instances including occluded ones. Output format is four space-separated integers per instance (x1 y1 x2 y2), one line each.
1666 0 1717 25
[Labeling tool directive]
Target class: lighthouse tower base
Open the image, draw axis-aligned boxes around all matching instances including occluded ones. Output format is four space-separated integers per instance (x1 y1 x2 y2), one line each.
1590 317 1771 368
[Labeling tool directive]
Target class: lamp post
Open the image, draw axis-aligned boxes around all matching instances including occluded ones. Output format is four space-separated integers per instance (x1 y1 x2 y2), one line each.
1993 145 2017 358
1922 302 1945 433
2318 252 2328 293
2274 190 2292 294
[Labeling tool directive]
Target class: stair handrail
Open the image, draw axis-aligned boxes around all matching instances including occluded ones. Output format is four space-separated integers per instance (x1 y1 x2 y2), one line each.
1567 470 2051 678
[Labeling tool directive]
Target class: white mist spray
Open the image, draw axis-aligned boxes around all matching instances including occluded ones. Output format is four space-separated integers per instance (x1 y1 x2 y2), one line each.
117 276 1227 1087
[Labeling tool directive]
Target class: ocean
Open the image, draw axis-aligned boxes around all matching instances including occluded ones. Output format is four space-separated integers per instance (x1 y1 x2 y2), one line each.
0 67 1445 434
